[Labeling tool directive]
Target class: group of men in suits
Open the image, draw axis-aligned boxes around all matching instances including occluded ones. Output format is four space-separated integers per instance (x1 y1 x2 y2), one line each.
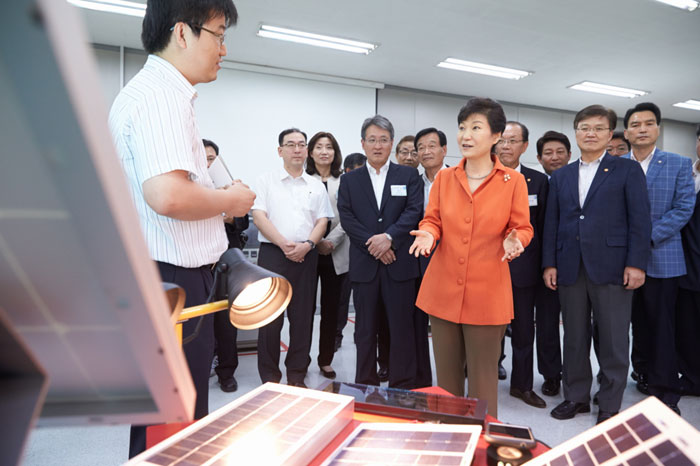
489 103 698 425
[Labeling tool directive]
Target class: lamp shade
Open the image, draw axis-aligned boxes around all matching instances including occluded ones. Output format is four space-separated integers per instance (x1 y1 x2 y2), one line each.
215 248 293 330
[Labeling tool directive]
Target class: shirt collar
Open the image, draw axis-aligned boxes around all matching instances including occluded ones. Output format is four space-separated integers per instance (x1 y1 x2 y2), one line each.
279 166 308 182
367 158 390 175
630 147 657 163
145 54 198 103
513 163 521 173
580 152 605 167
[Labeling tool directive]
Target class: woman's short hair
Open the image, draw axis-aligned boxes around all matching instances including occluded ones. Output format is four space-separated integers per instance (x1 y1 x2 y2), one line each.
457 98 506 134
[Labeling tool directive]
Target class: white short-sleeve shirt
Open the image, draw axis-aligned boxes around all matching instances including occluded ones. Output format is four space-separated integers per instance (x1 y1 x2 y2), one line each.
109 55 228 267
252 168 334 243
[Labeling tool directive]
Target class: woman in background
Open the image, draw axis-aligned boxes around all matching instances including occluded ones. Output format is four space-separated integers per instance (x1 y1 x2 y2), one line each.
306 131 349 379
409 98 533 417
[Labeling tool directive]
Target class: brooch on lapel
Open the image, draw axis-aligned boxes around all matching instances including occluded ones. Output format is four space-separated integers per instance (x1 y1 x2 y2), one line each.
504 174 511 182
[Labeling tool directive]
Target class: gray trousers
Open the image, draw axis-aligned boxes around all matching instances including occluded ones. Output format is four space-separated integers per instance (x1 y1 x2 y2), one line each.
558 264 633 413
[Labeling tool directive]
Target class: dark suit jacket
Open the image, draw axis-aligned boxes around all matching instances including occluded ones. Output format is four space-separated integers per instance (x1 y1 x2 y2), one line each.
542 153 652 286
337 162 423 283
509 165 548 288
680 190 700 291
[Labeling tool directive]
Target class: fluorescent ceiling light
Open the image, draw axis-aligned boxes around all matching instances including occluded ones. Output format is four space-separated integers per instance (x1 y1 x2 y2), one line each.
436 58 531 80
653 0 698 11
66 0 146 17
568 81 648 98
257 25 377 55
673 100 700 111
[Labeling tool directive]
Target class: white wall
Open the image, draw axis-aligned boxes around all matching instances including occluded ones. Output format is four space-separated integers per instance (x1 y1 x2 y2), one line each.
93 46 698 181
94 47 375 185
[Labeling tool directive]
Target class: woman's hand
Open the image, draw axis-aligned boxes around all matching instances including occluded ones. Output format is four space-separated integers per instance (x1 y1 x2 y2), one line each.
409 230 435 257
502 229 524 262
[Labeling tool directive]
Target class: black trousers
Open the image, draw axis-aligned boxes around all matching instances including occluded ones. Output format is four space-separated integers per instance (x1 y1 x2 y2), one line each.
676 287 700 388
534 283 562 380
353 266 417 389
414 276 433 388
510 284 537 391
257 243 318 384
336 270 352 338
314 254 347 366
632 277 681 404
129 261 215 458
214 308 238 380
377 303 390 371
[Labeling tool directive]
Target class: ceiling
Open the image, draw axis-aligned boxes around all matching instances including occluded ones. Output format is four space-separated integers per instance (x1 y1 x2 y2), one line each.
77 0 700 123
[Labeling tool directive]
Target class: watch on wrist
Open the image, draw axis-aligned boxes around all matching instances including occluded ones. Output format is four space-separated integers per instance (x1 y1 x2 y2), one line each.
385 233 393 242
304 239 316 249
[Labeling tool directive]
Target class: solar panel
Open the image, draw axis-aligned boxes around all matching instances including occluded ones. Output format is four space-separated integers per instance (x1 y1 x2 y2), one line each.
128 383 355 466
321 423 482 466
524 397 700 466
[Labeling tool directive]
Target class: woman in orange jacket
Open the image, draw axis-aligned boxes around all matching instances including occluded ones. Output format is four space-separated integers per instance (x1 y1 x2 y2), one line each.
410 97 533 418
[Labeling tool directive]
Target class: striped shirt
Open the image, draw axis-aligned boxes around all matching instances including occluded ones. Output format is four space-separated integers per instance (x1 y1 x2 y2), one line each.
109 55 227 267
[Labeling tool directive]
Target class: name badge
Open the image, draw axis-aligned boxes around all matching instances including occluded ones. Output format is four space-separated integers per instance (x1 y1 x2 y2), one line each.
391 185 407 196
528 194 538 206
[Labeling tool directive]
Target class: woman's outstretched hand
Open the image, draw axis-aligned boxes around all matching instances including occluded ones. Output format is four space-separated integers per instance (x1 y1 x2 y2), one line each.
409 230 435 257
502 229 524 262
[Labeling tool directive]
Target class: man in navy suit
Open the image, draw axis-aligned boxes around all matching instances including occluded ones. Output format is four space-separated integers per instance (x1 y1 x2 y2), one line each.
676 125 700 397
623 103 695 414
338 115 424 389
496 121 549 409
543 105 651 424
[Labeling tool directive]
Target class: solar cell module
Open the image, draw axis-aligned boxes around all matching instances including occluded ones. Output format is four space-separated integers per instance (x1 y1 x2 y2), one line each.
524 397 700 466
321 423 482 466
128 383 354 466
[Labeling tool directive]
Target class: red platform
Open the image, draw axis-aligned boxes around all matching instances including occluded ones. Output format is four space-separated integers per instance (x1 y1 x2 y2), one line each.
146 386 549 465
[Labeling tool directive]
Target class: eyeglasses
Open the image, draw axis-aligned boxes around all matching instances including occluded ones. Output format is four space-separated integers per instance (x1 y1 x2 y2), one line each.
398 149 418 157
198 25 226 47
282 142 307 149
576 126 610 134
496 139 524 146
364 138 392 146
171 24 226 47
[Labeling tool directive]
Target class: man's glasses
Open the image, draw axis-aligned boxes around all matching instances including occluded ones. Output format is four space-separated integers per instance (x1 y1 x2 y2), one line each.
365 138 392 146
496 139 524 146
282 142 307 149
576 126 610 134
398 149 418 157
170 24 226 47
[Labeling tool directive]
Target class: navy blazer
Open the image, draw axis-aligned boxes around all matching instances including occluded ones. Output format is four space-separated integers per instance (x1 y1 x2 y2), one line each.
509 165 549 288
542 153 652 286
337 162 423 283
680 190 700 291
622 149 695 278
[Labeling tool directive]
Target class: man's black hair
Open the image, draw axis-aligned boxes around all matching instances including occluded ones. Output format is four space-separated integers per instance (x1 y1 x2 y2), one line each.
506 121 529 142
623 102 661 129
202 138 219 155
278 128 307 146
536 131 571 156
414 128 447 148
141 0 238 54
343 153 366 171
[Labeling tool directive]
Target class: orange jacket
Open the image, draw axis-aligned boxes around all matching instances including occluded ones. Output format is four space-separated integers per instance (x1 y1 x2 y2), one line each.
416 157 533 325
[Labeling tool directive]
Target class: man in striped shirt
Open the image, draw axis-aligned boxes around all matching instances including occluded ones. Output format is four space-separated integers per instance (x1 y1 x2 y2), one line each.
108 0 255 457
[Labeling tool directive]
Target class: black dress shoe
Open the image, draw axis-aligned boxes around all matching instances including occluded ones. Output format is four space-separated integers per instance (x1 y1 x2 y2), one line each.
219 375 238 393
319 365 337 379
679 376 700 396
288 381 307 388
510 388 547 408
596 410 618 424
377 367 389 382
631 371 639 382
541 377 561 397
666 403 681 415
551 400 590 420
636 373 650 395
498 363 507 380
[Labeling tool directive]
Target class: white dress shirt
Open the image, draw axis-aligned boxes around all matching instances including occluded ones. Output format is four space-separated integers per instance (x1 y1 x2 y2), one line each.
630 147 656 175
578 153 604 207
109 55 227 267
252 167 334 243
422 164 447 212
367 159 391 210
